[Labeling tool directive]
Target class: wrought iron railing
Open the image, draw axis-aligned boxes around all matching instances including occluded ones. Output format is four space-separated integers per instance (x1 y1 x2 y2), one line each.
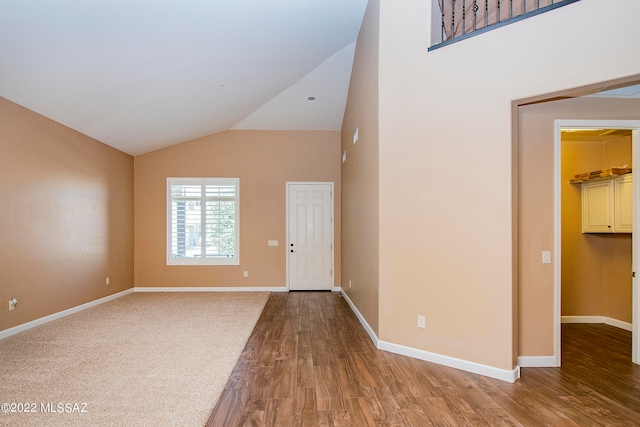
429 0 581 50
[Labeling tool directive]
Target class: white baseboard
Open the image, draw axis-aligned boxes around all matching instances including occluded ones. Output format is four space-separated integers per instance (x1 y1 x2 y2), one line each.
518 355 559 367
380 340 520 383
134 286 288 293
332 286 342 292
561 315 602 324
561 315 632 332
340 290 519 383
604 317 633 331
340 290 378 346
0 288 134 340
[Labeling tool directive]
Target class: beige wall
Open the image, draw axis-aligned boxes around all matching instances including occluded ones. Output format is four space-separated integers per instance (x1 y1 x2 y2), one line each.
341 0 380 335
342 0 640 371
519 98 640 357
0 97 134 332
601 135 634 322
134 130 341 288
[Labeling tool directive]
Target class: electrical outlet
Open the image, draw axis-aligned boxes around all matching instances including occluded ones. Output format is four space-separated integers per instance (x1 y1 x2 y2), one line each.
417 315 426 329
106 277 110 285
9 298 17 311
243 271 248 278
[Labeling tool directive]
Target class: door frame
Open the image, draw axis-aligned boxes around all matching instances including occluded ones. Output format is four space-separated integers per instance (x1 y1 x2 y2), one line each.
285 182 335 291
554 119 640 366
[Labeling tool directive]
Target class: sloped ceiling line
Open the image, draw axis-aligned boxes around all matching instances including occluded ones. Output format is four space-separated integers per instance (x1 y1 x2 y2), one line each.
0 0 369 155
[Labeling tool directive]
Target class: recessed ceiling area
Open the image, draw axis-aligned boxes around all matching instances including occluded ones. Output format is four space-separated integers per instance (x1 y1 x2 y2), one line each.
589 83 640 98
0 0 368 155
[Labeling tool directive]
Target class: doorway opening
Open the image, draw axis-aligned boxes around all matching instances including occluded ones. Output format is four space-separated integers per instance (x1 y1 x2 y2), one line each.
554 120 640 365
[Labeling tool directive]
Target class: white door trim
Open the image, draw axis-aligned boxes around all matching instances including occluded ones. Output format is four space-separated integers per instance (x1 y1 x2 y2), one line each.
554 119 640 366
285 182 335 291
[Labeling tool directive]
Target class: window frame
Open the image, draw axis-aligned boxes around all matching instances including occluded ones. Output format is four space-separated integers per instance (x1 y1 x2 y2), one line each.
166 177 240 266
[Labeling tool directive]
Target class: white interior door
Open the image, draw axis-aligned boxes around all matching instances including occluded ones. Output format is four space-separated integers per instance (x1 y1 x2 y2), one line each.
288 183 333 291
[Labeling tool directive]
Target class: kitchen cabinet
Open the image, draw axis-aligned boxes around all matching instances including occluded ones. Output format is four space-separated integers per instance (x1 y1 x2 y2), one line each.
581 174 632 233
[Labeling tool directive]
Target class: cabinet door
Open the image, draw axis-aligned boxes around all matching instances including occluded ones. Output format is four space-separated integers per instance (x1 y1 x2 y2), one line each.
614 174 633 233
582 180 614 233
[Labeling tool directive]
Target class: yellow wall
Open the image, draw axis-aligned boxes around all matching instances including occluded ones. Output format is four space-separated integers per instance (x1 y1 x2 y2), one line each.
343 0 640 370
0 97 134 332
134 130 341 288
562 135 632 323
562 139 605 316
341 0 380 335
518 98 640 357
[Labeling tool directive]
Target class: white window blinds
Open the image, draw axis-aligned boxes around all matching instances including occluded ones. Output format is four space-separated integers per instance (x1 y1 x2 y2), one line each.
167 178 239 265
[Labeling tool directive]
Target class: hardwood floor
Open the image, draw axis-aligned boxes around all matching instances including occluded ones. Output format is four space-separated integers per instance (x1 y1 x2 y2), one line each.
206 292 640 426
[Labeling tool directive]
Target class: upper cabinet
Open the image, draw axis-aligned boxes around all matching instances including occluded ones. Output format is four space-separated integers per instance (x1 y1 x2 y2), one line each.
582 179 614 233
614 173 633 233
581 173 632 234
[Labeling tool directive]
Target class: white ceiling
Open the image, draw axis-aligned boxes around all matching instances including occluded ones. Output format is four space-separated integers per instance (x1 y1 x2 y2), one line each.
0 0 368 155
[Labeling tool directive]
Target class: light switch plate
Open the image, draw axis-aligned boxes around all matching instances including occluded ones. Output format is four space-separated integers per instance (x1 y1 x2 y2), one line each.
542 251 551 264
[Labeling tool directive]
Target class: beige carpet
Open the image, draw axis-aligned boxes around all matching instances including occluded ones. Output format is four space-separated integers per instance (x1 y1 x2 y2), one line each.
0 292 269 426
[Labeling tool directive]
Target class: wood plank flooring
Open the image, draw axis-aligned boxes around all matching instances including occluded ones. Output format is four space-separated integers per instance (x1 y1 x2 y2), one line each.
206 291 640 426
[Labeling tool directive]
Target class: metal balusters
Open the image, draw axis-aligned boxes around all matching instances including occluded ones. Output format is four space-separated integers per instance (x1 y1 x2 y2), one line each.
486 0 489 26
462 0 466 35
434 0 577 48
441 0 446 41
486 0 490 26
473 0 478 31
451 0 456 40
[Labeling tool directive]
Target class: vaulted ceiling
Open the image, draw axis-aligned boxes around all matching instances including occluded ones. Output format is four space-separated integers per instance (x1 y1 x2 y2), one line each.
0 0 368 155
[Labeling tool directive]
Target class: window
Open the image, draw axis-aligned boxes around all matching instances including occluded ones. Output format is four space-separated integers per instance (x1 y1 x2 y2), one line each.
167 178 239 265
